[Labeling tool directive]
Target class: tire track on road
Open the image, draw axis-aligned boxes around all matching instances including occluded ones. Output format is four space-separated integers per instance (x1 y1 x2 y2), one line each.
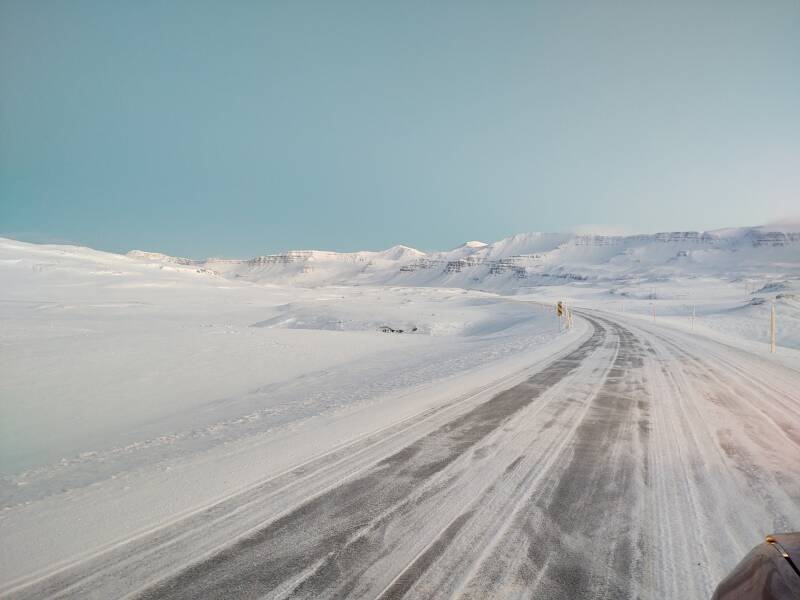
2 334 591 600
451 316 650 600
586 311 800 598
132 319 610 599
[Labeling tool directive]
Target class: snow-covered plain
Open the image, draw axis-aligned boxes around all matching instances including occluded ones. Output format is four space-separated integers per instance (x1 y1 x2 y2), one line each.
0 237 575 588
1 225 799 598
128 223 800 354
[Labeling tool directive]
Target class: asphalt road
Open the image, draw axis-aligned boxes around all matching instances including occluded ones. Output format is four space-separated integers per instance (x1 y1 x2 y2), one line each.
5 311 800 599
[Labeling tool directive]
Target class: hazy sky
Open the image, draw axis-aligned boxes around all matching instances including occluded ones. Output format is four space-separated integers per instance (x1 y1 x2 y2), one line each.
1 1 798 257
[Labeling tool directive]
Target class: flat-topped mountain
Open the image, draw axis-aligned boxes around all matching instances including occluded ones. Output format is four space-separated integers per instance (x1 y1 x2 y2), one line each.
121 224 800 289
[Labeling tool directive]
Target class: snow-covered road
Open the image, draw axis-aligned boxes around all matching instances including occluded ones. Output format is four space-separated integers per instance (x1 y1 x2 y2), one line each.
3 311 799 599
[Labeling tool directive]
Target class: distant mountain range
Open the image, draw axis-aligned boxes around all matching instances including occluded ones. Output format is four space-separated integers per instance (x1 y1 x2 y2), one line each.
123 224 800 290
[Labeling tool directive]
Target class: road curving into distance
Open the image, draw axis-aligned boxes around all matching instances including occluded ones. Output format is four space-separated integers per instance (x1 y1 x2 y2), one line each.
4 311 800 599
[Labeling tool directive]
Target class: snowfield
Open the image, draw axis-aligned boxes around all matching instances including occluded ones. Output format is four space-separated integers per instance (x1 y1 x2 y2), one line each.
0 237 573 587
1 226 799 599
123 223 800 354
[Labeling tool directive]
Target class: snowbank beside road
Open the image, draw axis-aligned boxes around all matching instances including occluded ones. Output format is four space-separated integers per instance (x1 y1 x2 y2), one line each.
516 276 800 366
0 237 582 584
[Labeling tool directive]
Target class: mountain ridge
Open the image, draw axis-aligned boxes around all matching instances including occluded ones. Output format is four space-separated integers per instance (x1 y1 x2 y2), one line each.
3 222 799 291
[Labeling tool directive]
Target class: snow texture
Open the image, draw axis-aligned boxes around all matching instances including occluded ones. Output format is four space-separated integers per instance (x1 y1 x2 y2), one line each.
0 225 798 598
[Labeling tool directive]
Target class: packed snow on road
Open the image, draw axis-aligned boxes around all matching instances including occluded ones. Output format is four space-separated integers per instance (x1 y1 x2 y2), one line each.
1 225 799 599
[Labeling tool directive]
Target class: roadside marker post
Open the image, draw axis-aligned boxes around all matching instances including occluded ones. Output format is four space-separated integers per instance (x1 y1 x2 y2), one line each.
556 301 563 332
770 301 776 354
556 300 573 332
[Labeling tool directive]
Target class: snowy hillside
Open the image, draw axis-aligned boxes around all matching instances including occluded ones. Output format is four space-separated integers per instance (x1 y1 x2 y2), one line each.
0 234 579 587
125 224 800 291
1 228 799 597
121 225 800 348
0 236 567 492
3 226 799 355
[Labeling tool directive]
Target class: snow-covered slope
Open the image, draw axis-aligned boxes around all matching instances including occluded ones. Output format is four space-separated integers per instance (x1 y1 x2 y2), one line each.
1 227 799 596
122 224 800 290
0 236 566 484
4 223 799 354
1 234 581 589
122 224 800 351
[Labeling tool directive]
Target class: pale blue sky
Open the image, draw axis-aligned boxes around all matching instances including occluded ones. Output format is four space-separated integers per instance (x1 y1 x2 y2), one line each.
1 1 798 257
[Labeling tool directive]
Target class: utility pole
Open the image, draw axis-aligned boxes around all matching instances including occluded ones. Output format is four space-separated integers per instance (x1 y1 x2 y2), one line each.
770 301 776 353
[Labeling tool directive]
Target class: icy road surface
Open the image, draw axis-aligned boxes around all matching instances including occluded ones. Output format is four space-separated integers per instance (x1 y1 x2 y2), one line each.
4 311 800 599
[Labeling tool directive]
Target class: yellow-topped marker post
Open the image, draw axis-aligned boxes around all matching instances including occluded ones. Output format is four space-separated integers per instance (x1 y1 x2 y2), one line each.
556 300 573 331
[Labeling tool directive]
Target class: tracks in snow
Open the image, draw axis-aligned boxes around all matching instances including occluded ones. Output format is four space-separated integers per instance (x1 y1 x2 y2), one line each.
4 311 800 599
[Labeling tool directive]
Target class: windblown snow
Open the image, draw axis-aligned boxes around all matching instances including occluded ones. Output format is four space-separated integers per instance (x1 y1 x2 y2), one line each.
0 224 798 599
